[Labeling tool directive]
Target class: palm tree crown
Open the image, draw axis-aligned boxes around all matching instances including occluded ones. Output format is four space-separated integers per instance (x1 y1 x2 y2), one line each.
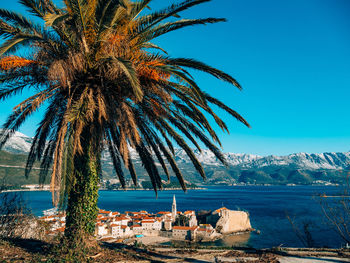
0 0 250 206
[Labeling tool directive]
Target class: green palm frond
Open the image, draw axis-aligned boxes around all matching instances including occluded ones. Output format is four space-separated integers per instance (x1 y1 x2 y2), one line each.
158 118 206 180
19 0 45 18
0 9 33 29
136 0 211 34
43 13 69 27
129 0 152 20
109 57 143 101
168 58 242 89
136 18 226 42
205 93 251 128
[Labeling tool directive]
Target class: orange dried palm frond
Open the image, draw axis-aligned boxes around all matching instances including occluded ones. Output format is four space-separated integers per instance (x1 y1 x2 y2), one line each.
0 56 37 71
63 0 72 14
137 63 170 81
119 128 129 165
96 91 107 124
51 124 68 206
85 25 97 45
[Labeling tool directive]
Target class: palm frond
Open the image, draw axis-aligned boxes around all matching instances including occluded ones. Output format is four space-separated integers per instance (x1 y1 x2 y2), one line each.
158 118 206 180
168 58 241 89
19 0 44 17
0 9 33 29
205 93 251 128
136 0 211 35
136 18 225 42
0 0 249 209
135 142 162 194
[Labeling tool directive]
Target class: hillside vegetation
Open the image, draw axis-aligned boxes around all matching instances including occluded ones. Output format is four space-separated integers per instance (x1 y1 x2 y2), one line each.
0 151 49 189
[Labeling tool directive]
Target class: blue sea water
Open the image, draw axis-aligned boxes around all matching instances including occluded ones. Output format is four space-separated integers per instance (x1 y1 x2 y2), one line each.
3 186 345 249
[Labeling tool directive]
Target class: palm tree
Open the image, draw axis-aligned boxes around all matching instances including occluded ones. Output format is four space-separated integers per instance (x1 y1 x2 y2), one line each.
0 0 249 251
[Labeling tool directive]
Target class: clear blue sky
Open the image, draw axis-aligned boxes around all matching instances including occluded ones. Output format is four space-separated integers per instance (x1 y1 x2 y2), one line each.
0 0 349 156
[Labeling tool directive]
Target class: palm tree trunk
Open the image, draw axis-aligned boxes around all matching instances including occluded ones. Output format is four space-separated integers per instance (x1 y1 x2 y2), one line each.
64 132 100 250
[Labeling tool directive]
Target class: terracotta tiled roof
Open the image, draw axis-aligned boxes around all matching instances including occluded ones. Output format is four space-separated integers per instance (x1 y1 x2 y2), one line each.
121 225 128 229
157 211 170 214
40 215 56 220
114 217 129 221
99 210 111 214
214 207 227 213
56 227 65 232
142 220 155 223
200 224 212 227
172 226 197 231
110 224 120 227
184 210 195 215
132 225 141 228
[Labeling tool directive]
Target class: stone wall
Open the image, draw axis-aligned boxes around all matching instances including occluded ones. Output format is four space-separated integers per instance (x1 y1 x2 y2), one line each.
215 210 252 234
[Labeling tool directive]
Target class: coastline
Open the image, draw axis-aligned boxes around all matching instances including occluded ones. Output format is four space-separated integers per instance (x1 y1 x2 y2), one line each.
1 184 341 194
100 187 207 191
1 187 207 193
0 189 51 193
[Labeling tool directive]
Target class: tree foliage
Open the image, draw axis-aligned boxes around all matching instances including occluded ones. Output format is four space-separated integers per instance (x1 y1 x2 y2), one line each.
0 0 249 203
0 1 249 249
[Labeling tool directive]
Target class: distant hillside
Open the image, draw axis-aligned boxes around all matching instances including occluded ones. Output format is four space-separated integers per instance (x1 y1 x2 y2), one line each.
0 131 349 188
0 151 49 189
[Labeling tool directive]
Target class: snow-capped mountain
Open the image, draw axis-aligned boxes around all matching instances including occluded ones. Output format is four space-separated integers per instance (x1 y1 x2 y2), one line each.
2 131 350 171
171 149 350 170
1 130 32 154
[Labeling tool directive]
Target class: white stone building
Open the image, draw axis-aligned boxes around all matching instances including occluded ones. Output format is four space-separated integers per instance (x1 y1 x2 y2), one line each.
172 226 198 241
110 224 123 237
96 222 108 236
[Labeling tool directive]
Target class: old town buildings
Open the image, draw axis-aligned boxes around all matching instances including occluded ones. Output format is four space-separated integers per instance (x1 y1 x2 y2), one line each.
40 195 230 241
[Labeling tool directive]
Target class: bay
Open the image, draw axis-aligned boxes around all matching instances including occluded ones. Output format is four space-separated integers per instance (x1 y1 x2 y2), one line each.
4 185 345 249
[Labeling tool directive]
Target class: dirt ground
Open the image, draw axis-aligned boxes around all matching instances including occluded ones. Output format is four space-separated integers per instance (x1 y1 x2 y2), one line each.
1 238 350 263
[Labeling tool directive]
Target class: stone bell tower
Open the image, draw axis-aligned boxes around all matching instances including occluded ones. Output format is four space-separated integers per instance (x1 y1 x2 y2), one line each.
172 195 177 222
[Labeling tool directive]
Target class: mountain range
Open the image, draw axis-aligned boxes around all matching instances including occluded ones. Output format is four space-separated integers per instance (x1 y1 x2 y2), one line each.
1 131 348 187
